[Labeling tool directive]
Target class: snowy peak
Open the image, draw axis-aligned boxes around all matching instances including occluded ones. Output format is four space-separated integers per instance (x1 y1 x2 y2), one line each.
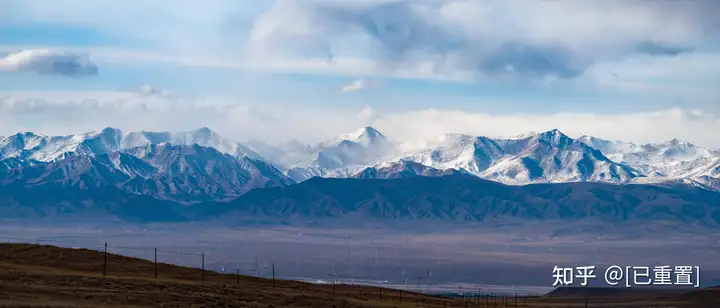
340 126 386 144
577 135 717 179
0 127 265 163
534 129 574 147
0 128 126 162
576 135 636 154
503 131 539 140
328 126 389 149
0 141 295 202
654 138 710 158
284 126 395 178
78 127 124 155
482 130 638 184
354 160 467 179
186 127 216 142
0 132 46 158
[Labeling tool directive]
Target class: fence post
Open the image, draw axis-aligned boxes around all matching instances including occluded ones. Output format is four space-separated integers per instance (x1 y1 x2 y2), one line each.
103 242 107 278
154 248 157 279
201 253 205 284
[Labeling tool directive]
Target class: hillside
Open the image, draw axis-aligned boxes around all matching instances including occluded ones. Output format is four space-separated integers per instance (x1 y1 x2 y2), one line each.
0 243 458 308
188 175 720 226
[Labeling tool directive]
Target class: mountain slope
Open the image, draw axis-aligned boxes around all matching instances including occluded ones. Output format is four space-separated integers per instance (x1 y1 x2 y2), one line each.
482 130 639 184
123 127 262 159
577 136 717 177
0 127 263 163
280 127 395 181
0 143 295 203
353 161 468 179
0 182 184 222
0 128 123 162
395 130 639 185
398 134 505 175
190 175 720 227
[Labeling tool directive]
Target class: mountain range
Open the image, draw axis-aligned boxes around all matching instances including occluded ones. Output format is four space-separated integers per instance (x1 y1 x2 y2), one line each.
3 174 720 227
1 126 719 225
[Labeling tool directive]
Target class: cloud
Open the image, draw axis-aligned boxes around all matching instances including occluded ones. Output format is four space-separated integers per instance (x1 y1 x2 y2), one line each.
249 0 719 80
357 105 381 125
118 84 178 99
0 49 98 77
375 108 720 149
2 91 720 149
340 78 381 92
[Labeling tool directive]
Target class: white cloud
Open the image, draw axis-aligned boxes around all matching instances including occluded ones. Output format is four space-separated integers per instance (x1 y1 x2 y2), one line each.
356 105 382 126
340 78 381 93
249 0 719 80
0 49 98 77
1 91 720 149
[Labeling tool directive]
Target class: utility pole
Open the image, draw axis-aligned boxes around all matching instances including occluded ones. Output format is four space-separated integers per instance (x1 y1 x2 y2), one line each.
201 253 205 284
154 248 157 279
272 263 276 288
103 242 107 278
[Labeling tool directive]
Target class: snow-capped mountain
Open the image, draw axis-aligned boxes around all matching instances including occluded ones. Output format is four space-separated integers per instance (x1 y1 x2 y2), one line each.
353 160 468 179
577 135 718 182
275 126 396 181
0 142 294 203
123 127 262 159
0 127 263 163
0 128 123 162
397 134 505 175
1 126 718 197
396 129 638 184
119 143 293 201
489 130 639 184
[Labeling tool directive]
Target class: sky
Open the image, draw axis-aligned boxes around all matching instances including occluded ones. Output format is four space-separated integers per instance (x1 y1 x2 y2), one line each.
1 0 719 147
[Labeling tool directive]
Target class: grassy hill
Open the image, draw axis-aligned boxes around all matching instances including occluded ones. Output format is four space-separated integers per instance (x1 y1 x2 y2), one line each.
0 243 458 307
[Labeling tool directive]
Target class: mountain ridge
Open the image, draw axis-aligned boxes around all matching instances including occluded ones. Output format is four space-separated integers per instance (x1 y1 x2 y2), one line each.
0 142 294 203
3 174 720 227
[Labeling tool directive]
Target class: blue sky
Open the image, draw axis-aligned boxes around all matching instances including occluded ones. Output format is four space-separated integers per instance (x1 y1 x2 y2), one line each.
1 0 719 146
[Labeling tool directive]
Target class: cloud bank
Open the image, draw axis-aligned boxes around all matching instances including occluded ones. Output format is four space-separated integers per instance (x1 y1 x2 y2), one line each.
1 91 719 149
0 49 99 77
